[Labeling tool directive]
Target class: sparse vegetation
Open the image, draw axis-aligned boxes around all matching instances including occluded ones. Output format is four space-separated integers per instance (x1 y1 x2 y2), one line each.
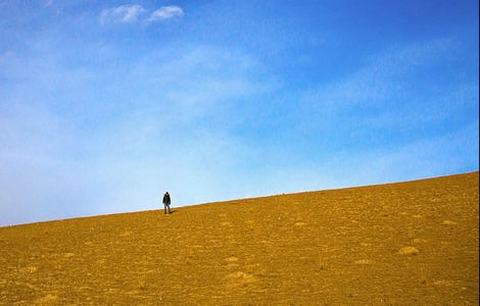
0 172 478 304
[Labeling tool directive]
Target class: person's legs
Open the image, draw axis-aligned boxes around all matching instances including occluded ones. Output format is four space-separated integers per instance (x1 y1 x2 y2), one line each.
167 204 171 214
164 204 167 214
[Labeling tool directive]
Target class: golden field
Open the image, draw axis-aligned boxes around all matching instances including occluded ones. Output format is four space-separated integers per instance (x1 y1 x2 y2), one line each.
0 172 478 305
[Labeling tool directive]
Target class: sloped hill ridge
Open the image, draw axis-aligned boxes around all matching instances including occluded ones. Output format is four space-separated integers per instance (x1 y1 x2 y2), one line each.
0 172 478 305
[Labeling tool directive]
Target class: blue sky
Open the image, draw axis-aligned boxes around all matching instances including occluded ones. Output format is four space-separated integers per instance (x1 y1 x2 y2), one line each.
0 0 478 226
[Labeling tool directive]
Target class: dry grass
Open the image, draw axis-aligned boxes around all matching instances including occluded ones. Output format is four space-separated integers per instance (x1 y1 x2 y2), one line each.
0 172 478 305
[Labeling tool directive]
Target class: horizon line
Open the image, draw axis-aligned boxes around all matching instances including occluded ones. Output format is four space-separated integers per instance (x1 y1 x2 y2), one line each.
1 169 477 229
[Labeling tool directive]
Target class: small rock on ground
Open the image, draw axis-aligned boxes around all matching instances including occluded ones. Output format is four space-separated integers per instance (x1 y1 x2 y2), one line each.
399 246 419 256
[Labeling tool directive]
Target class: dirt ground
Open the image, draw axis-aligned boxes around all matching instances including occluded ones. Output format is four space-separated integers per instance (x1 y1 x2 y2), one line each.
0 172 478 305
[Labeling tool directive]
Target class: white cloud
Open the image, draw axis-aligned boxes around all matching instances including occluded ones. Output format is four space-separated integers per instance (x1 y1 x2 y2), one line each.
148 6 184 22
100 4 146 23
99 4 184 25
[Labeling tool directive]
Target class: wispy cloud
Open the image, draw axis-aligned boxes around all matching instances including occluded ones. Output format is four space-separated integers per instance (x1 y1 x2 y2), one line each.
148 6 184 22
298 38 475 134
1 1 477 227
100 4 146 23
0 44 275 226
302 39 456 112
100 4 184 25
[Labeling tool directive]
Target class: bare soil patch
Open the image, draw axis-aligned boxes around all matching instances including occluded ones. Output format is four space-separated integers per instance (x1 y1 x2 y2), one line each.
1 172 478 304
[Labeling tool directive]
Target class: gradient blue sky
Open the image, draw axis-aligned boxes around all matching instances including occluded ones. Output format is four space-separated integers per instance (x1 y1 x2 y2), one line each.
0 0 478 226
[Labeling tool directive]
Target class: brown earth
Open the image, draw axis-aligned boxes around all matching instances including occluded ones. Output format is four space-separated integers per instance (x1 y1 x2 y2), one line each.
0 172 478 305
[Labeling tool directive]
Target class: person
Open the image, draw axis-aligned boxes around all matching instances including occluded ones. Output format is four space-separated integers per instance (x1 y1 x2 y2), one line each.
163 192 171 214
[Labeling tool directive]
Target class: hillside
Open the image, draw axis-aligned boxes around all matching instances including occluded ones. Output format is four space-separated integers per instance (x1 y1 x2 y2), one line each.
0 172 478 305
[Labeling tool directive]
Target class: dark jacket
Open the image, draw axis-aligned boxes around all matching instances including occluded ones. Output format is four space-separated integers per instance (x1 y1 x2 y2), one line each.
163 193 171 205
